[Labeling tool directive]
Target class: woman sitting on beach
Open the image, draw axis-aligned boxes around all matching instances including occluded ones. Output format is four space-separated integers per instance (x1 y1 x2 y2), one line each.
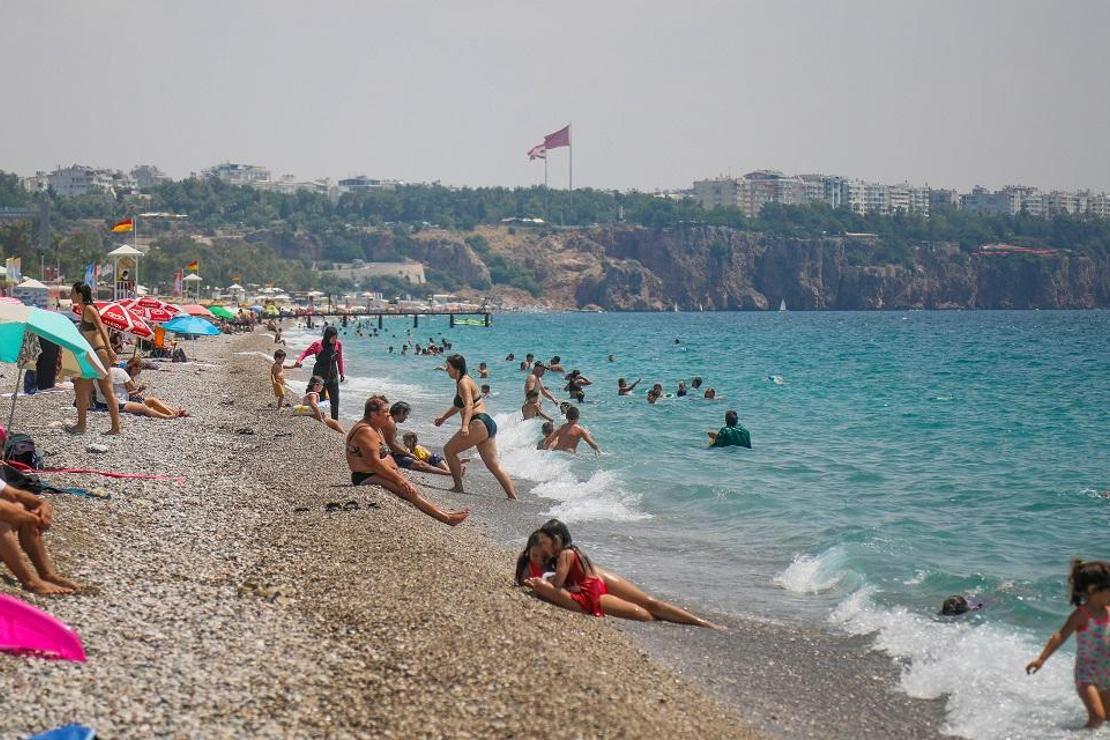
434 354 517 499
516 519 719 628
294 376 345 434
124 358 188 418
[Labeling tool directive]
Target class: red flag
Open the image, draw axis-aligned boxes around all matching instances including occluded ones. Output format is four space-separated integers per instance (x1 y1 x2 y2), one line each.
527 143 546 160
544 125 570 150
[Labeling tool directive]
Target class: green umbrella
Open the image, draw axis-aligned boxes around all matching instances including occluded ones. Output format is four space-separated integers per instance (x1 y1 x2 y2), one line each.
208 305 236 320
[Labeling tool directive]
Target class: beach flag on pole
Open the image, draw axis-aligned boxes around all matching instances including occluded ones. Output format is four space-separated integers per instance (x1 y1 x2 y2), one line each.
186 260 199 271
527 125 572 190
110 218 133 233
528 143 546 160
543 125 570 150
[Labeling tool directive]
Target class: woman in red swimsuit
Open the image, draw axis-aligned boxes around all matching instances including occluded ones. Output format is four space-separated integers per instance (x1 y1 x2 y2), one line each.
516 520 720 628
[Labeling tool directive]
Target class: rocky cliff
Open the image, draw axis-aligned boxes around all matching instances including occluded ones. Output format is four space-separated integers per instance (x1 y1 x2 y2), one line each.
457 225 1107 311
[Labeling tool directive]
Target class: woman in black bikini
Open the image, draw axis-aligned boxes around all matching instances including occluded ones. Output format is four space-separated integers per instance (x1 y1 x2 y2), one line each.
67 282 122 435
435 354 517 500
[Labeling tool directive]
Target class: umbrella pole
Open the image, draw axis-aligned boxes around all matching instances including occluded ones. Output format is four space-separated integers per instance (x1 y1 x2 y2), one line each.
7 368 22 431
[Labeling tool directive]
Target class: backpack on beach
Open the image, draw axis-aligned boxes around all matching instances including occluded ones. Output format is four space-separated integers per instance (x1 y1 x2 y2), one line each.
4 433 43 470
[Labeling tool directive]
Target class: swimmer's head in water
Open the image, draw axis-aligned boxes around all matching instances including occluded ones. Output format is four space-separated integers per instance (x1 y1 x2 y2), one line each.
1070 558 1110 605
704 388 716 399
566 405 580 421
725 410 738 426
445 354 467 378
618 378 627 387
519 361 527 371
390 401 411 420
941 596 969 616
541 421 554 436
526 353 534 362
691 377 702 389
481 384 490 393
550 355 561 365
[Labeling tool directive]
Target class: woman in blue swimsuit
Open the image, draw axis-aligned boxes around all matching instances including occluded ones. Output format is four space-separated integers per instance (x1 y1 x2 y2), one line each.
435 354 518 500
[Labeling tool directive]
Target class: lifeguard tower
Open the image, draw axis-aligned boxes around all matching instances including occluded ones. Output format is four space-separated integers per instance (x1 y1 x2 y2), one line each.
106 244 143 301
182 273 202 301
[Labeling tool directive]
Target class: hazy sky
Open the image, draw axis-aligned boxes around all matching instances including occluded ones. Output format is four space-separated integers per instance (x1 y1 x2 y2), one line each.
2 1 1109 192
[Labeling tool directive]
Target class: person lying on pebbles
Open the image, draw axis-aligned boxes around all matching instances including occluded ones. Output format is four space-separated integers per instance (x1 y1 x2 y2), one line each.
345 396 470 526
516 519 719 629
0 477 79 595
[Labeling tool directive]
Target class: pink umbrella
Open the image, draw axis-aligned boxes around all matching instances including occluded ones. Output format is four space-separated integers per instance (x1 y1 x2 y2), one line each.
181 303 214 318
117 297 183 324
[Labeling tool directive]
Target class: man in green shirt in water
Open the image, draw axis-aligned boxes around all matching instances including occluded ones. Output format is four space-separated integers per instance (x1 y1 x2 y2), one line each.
708 410 751 449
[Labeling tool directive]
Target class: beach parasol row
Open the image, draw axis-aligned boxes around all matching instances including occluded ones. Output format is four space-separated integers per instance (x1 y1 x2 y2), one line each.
71 302 154 339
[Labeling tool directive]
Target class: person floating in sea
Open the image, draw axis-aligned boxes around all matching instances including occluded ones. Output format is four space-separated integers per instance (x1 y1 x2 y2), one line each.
346 396 469 526
607 354 616 362
524 353 535 369
481 384 492 399
516 519 719 628
435 354 517 500
676 381 688 397
939 595 984 617
618 377 642 396
691 377 703 391
522 389 553 422
708 409 750 448
1026 559 1110 729
524 363 559 410
647 384 664 404
0 476 79 594
563 370 591 402
543 405 600 455
478 362 490 378
293 376 345 434
270 349 295 411
547 355 566 373
703 387 717 399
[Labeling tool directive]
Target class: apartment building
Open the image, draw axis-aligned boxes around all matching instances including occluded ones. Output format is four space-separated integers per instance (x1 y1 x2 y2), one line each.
202 162 272 186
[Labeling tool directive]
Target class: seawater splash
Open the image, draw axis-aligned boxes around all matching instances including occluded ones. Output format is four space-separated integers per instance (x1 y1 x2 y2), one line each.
830 588 1089 739
773 547 857 593
493 412 649 523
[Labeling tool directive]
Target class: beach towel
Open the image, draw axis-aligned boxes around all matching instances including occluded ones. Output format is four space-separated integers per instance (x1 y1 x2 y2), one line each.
4 459 186 484
29 723 96 740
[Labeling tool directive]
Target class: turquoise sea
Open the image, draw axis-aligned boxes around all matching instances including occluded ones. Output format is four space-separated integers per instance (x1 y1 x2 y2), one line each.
288 310 1108 738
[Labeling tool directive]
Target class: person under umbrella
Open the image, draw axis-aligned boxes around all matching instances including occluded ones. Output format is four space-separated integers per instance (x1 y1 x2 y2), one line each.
293 325 345 420
66 282 121 435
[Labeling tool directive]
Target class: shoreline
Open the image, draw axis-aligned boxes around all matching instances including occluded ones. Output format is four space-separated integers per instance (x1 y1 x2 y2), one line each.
0 332 757 738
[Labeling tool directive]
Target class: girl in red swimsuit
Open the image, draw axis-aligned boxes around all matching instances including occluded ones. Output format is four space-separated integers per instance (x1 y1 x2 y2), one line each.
516 520 720 628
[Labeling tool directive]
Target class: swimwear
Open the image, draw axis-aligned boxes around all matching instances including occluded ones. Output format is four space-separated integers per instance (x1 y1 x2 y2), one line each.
565 550 607 617
271 378 285 396
390 451 415 469
351 471 381 486
292 405 312 415
472 412 497 439
1075 605 1110 689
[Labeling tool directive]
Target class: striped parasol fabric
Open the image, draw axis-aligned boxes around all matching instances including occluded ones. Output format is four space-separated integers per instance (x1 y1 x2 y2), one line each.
72 301 154 339
117 296 184 324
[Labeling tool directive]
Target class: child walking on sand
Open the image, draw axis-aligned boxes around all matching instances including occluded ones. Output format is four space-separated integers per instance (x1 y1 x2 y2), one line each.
1026 559 1110 728
270 350 295 410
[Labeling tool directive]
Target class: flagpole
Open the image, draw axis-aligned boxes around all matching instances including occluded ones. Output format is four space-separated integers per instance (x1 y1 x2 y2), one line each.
568 122 573 191
544 155 549 223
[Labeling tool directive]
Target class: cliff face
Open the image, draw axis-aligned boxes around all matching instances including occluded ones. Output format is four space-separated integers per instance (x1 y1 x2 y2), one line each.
569 226 1110 311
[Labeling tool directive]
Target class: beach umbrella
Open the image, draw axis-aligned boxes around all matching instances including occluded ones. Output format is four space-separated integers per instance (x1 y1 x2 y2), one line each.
0 304 107 429
207 305 235 320
180 303 214 318
162 314 220 336
70 301 154 339
118 296 183 324
248 305 263 313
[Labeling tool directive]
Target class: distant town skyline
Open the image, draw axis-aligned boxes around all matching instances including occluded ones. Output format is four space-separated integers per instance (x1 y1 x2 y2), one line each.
2 1 1108 193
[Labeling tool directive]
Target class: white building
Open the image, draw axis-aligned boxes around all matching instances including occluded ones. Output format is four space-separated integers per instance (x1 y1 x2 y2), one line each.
131 164 172 189
255 174 338 200
337 176 402 195
23 165 135 197
202 162 272 186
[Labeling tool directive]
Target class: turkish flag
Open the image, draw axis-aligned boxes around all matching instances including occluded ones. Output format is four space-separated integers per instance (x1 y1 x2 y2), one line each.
544 125 570 150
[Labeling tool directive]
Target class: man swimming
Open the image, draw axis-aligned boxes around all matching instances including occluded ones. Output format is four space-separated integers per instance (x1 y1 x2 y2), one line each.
617 377 642 395
543 405 601 455
345 396 469 525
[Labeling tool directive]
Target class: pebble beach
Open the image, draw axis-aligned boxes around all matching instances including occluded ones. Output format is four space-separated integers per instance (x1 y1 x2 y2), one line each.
0 332 759 739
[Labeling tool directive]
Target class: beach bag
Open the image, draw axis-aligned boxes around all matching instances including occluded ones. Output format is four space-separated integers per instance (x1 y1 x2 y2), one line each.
171 347 187 363
4 434 43 470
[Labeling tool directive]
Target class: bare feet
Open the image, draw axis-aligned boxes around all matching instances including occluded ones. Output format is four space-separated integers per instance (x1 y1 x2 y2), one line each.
45 573 81 591
446 509 471 526
63 424 85 435
23 578 75 595
506 491 519 500
448 486 466 494
104 428 122 436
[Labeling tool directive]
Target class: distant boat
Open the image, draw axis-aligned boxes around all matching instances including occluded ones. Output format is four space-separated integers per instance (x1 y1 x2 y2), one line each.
779 298 787 312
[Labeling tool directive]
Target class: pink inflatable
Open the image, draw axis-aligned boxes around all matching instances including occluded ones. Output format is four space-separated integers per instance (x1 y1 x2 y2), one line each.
0 594 86 662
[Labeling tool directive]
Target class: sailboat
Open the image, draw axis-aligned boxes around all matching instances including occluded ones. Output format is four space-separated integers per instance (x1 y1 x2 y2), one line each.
779 298 787 312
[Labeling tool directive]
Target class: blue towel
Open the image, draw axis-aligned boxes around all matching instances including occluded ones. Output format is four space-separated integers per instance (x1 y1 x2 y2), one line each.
29 724 96 740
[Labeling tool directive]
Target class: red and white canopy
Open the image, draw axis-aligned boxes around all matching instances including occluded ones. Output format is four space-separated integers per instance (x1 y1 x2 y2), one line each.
72 301 155 339
117 296 184 325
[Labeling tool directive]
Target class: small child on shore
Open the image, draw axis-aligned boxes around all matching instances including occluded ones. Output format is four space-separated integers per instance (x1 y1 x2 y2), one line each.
1026 558 1110 729
537 421 554 450
401 432 451 474
270 350 295 410
293 376 345 434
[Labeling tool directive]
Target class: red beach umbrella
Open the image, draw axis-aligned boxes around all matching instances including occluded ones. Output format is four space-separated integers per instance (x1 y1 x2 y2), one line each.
117 297 183 324
71 301 155 338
